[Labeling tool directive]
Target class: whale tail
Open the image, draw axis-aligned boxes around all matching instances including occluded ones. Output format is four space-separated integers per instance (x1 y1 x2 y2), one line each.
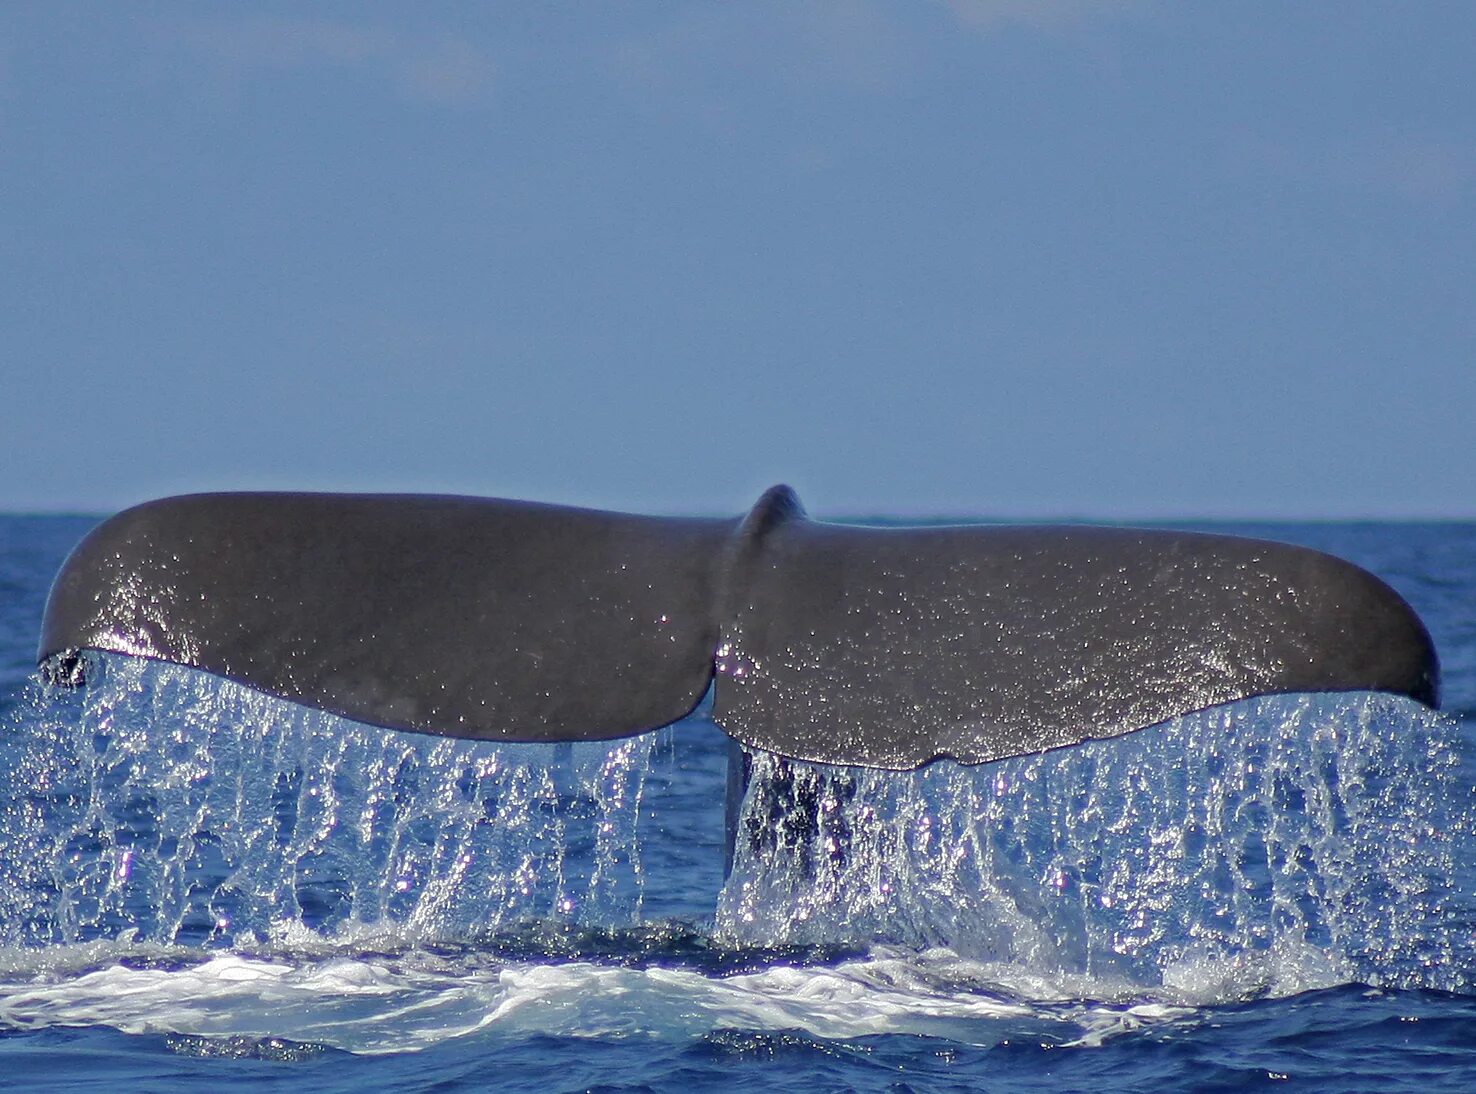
38 488 1439 772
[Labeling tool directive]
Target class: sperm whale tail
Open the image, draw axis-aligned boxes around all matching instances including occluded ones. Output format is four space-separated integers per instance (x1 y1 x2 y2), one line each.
38 487 1438 770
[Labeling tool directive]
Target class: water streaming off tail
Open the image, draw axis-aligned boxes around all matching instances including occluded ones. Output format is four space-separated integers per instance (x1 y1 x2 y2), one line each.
1 654 1471 1013
0 654 654 948
719 694 1473 998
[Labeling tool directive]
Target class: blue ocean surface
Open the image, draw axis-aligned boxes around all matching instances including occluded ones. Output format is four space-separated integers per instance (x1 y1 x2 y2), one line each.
0 514 1474 1092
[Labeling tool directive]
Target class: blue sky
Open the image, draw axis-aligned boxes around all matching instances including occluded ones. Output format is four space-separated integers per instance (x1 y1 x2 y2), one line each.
3 2 1473 518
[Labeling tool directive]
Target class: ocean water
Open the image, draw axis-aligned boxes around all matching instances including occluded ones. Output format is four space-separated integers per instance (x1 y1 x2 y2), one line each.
0 514 1474 1092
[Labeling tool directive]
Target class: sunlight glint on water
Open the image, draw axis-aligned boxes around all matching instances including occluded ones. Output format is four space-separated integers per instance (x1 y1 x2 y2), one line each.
719 693 1472 997
0 652 1469 1051
0 655 653 949
4 518 1474 1081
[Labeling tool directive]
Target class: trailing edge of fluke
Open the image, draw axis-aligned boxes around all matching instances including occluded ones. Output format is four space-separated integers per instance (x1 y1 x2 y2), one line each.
37 487 1439 770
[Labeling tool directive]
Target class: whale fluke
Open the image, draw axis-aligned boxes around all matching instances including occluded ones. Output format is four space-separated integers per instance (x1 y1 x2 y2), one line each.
715 489 1438 767
39 488 1439 769
39 493 729 742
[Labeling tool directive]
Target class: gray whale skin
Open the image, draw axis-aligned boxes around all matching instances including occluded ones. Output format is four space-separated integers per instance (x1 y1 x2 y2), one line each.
37 486 1438 772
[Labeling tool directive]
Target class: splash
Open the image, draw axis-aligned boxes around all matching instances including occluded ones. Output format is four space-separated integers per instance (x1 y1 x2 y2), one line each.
0 936 1191 1054
0 654 654 948
719 693 1474 997
0 653 1472 1058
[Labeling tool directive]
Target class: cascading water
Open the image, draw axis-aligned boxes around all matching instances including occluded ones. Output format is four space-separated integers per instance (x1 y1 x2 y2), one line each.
0 653 1471 1055
718 693 1472 999
0 654 653 950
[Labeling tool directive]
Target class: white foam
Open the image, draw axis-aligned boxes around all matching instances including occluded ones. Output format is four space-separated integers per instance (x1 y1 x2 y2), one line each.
0 941 1206 1055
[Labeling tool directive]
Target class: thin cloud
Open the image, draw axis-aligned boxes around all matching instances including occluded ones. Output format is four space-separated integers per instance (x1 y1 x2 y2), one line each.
170 15 492 106
941 0 1146 32
608 0 1144 108
610 2 912 97
1356 136 1475 207
1232 129 1475 210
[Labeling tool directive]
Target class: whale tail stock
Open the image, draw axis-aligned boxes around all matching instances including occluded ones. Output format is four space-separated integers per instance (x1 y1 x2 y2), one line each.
38 487 1439 772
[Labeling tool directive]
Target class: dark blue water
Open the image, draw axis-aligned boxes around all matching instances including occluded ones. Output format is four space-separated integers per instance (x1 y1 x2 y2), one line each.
1 515 1474 1092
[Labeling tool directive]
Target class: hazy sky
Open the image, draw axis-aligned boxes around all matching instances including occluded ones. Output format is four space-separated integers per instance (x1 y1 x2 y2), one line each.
4 2 1473 518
